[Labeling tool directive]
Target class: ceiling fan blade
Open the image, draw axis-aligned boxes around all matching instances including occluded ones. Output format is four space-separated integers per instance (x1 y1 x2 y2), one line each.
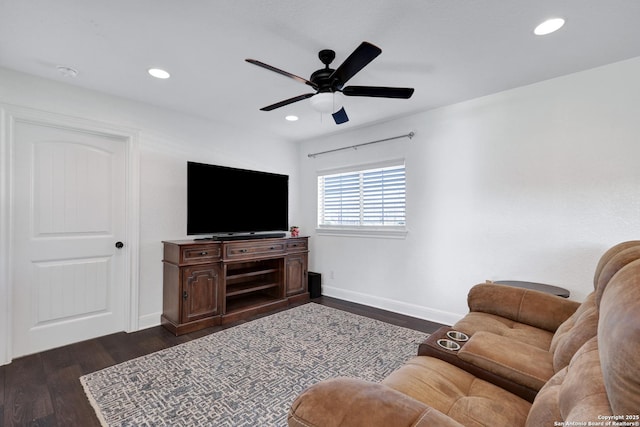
330 42 382 86
246 59 318 89
342 85 415 99
260 93 315 111
332 107 349 125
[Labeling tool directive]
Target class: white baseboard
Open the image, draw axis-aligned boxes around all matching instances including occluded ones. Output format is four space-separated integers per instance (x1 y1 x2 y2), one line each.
134 294 464 333
137 312 162 331
321 285 464 326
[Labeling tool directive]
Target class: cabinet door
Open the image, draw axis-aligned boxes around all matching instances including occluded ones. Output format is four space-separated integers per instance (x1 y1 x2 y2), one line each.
285 253 308 296
182 264 221 323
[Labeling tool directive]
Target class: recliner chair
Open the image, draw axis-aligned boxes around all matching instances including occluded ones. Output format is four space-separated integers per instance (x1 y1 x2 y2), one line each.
452 240 640 349
428 243 640 401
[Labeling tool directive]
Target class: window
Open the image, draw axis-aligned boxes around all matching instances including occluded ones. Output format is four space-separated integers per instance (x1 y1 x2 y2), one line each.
317 161 406 237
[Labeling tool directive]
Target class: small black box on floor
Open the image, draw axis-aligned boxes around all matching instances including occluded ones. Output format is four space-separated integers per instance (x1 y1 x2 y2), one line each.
308 272 321 298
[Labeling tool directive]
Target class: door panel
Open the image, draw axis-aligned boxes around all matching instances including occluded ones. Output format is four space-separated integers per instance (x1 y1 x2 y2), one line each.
33 257 110 324
12 120 127 357
33 141 111 236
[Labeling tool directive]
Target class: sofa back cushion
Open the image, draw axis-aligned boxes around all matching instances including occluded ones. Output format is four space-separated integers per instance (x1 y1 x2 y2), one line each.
527 259 640 425
526 337 612 426
549 244 640 372
548 292 598 372
598 259 640 415
594 245 640 306
466 284 577 333
592 240 640 291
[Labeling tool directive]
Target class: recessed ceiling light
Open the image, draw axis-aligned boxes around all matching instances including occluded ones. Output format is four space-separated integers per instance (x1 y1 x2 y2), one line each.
534 18 565 36
148 68 171 79
57 65 78 78
285 115 299 121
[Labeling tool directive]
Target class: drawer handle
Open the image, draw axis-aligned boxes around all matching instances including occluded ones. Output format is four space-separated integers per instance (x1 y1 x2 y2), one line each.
239 249 248 253
200 251 208 256
291 244 298 247
270 246 276 250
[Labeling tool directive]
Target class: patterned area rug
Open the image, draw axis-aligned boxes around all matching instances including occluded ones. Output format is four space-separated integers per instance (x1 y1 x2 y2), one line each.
80 303 427 426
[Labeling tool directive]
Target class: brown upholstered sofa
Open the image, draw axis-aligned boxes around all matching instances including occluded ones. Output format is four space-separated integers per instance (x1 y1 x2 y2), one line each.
288 244 640 427
453 240 640 350
439 242 640 400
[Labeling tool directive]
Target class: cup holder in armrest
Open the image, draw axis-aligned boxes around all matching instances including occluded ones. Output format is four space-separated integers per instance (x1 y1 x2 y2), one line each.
418 327 539 403
437 339 461 351
446 330 469 342
418 327 467 356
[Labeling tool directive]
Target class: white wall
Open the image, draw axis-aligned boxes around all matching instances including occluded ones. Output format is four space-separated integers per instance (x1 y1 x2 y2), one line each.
298 57 640 325
0 67 301 331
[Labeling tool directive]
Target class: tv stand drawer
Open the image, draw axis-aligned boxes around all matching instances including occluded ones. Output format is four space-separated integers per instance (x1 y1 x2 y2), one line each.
224 239 286 260
182 244 222 263
286 238 308 253
163 242 221 265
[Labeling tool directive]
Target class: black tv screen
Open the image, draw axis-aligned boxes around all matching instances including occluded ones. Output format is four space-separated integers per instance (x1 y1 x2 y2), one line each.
187 162 289 236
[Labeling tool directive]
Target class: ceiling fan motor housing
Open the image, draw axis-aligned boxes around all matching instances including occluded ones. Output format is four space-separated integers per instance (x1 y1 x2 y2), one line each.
310 68 339 92
312 49 343 92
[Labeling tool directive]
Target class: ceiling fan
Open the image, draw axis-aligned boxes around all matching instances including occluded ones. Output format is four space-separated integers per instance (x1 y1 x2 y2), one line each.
246 41 415 125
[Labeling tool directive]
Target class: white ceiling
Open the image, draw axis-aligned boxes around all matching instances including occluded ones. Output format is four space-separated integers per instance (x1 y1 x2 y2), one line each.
2 0 640 141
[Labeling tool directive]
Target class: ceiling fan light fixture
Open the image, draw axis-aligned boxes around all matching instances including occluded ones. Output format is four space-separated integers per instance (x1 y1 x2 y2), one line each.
310 92 344 114
534 18 565 35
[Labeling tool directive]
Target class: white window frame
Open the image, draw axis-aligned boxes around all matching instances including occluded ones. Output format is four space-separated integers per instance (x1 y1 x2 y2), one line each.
316 159 407 239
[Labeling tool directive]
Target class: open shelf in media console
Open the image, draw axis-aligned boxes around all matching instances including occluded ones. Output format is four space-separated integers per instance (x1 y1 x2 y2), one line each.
225 294 286 313
226 281 280 297
225 267 279 280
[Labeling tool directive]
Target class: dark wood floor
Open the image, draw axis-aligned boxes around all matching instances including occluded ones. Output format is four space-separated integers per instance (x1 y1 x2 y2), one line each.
0 297 444 427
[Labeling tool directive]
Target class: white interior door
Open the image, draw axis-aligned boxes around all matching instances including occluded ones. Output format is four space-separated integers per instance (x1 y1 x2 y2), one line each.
12 119 128 358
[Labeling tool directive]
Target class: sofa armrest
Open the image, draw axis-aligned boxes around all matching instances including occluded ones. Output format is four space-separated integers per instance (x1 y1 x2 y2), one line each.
458 331 555 391
467 283 581 332
288 377 464 427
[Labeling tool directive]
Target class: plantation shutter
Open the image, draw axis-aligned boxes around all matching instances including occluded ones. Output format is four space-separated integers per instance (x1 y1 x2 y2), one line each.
319 171 361 225
362 165 406 225
318 162 405 228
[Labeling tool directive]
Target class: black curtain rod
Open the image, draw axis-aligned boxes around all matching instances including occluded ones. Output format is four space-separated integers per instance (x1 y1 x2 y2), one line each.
307 131 415 158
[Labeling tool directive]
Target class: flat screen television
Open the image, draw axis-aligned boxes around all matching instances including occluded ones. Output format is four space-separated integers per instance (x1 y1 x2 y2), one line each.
187 161 289 238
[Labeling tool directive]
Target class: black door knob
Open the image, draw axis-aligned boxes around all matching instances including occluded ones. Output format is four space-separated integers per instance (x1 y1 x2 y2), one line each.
115 241 124 249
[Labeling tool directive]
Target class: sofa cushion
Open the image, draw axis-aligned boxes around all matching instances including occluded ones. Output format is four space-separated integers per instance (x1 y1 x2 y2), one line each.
548 292 599 372
287 377 465 427
526 337 612 426
527 259 640 426
592 240 640 290
382 356 531 427
458 331 554 391
594 244 640 307
454 311 554 349
463 284 579 333
598 259 640 415
550 245 640 372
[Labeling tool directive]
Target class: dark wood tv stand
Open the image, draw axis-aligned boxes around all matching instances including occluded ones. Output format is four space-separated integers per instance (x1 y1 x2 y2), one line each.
161 236 309 335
